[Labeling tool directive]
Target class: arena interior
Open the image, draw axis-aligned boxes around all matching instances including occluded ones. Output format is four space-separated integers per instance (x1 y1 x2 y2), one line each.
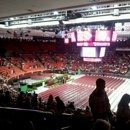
0 0 130 130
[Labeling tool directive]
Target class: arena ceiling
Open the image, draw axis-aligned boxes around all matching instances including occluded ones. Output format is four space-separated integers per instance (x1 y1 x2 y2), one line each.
0 0 129 38
0 0 125 19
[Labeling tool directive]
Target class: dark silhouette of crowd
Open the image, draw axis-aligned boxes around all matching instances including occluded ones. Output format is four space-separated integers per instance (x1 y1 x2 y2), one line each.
0 78 130 130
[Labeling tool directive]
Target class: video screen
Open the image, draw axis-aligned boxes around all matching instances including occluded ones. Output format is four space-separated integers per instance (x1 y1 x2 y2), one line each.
80 47 106 58
112 31 117 42
77 31 92 42
83 58 102 62
71 32 76 42
99 47 106 57
80 47 98 57
95 30 111 42
77 42 110 46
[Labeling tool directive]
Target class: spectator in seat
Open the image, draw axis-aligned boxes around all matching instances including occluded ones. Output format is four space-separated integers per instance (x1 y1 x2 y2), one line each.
4 91 12 107
68 101 75 110
47 94 54 110
31 93 38 109
89 78 110 121
55 96 65 113
24 93 32 109
38 98 45 110
116 94 130 130
66 101 70 107
17 91 25 108
84 105 92 117
46 94 57 112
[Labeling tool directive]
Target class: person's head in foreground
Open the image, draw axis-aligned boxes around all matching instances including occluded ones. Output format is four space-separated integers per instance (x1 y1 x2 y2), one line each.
93 119 111 130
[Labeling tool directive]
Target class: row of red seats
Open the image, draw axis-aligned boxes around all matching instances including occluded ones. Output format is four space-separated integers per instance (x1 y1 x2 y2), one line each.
39 76 125 109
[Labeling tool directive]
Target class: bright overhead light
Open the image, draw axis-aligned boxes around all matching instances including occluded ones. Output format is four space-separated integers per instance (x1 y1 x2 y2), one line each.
114 4 118 7
10 17 14 20
101 26 104 29
28 19 32 24
92 6 96 10
53 11 58 15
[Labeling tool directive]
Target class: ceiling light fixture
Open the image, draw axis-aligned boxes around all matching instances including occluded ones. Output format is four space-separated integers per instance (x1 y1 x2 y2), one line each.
10 17 14 20
28 19 32 24
53 11 58 15
92 6 97 10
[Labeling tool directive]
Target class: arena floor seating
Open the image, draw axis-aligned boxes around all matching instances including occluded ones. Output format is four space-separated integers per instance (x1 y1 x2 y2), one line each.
39 75 125 109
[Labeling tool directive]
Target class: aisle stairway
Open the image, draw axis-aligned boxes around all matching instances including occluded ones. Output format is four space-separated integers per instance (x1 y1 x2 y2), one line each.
33 53 44 68
6 59 25 72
